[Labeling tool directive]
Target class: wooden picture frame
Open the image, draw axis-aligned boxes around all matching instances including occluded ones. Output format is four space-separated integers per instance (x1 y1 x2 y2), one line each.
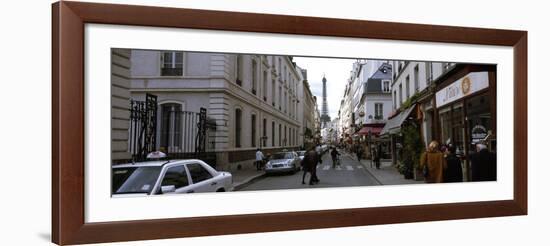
52 1 527 245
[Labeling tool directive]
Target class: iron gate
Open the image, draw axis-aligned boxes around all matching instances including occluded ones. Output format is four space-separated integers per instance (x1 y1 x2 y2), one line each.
129 96 215 165
129 93 157 162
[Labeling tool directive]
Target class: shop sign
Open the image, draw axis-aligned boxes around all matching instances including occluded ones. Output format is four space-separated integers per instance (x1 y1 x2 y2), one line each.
471 124 487 143
436 72 489 108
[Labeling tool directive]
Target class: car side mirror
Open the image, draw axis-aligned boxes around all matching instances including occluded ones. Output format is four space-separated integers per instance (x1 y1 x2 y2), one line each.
161 185 176 193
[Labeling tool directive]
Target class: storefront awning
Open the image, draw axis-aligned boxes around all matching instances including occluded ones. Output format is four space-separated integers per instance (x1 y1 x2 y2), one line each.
380 105 416 135
356 125 384 136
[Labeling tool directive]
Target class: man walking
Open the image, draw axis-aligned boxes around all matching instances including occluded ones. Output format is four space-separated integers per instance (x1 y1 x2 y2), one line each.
355 144 363 162
330 147 340 168
301 148 320 185
255 148 265 171
373 144 381 169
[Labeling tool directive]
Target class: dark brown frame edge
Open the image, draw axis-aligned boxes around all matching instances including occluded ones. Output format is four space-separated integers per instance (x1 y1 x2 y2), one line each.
52 1 527 245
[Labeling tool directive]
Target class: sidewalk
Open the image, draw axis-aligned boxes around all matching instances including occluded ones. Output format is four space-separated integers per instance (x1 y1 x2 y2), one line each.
225 161 266 191
359 158 423 185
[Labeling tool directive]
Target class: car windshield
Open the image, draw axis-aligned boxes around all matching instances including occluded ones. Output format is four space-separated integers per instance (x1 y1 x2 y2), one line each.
271 152 294 159
112 166 162 195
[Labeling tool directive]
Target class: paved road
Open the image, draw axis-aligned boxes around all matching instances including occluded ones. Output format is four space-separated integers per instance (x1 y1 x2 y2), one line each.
237 150 381 191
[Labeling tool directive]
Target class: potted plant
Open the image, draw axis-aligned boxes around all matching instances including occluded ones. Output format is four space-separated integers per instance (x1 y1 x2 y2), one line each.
401 124 424 180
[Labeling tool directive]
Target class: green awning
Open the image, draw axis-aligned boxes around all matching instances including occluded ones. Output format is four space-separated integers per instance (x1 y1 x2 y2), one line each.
380 105 416 135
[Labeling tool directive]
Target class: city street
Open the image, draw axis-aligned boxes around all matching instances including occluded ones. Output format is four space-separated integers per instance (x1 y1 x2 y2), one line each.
236 150 381 191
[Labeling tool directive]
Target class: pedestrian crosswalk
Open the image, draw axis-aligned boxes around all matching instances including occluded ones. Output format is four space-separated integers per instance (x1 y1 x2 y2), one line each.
315 164 364 171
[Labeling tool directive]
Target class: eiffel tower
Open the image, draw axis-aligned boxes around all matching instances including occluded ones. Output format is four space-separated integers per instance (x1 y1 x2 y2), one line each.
320 75 331 128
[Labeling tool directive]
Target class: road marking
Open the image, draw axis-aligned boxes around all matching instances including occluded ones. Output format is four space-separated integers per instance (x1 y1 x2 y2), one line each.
323 165 330 170
357 165 363 169
346 166 353 171
336 166 342 170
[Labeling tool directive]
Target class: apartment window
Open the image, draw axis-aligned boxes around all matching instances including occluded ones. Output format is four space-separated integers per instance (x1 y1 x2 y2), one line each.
284 126 287 146
426 62 433 85
375 103 383 119
236 55 243 86
398 84 403 107
235 109 242 147
252 60 257 95
262 118 267 147
251 114 256 147
160 103 181 152
272 79 276 106
383 80 390 92
278 58 282 75
279 86 282 110
405 76 410 99
393 90 397 109
289 128 294 146
288 72 290 85
414 65 420 92
272 121 275 147
161 51 183 76
294 128 297 146
285 91 290 113
278 124 282 146
263 71 268 101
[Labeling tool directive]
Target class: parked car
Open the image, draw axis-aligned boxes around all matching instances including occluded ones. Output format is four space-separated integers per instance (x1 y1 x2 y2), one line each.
112 159 232 197
265 151 301 174
296 150 306 161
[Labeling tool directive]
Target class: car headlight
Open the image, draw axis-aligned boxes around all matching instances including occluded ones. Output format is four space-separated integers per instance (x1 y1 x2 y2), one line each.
286 160 293 165
266 162 272 168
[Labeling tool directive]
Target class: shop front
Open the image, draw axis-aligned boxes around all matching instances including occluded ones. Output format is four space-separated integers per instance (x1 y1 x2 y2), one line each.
380 105 417 165
434 65 497 181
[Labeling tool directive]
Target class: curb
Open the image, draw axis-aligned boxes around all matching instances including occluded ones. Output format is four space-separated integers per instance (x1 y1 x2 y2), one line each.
231 172 267 191
358 160 384 185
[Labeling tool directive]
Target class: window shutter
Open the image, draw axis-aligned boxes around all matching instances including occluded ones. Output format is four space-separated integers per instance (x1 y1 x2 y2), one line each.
160 52 165 69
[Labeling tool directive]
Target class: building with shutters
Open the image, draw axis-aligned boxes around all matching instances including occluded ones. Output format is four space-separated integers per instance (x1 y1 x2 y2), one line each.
111 49 313 170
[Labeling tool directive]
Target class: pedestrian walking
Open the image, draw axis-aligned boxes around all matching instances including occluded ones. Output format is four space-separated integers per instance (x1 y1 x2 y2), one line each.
420 140 447 183
355 144 363 162
444 145 463 182
330 147 340 168
470 143 496 181
301 148 320 185
373 145 381 169
255 148 265 171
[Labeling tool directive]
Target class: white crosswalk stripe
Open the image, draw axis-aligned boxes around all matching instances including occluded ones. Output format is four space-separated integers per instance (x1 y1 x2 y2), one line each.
346 166 353 171
323 165 330 170
335 166 342 170
357 165 363 169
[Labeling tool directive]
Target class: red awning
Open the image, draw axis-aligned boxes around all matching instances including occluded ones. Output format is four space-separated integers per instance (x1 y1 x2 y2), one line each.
357 126 384 136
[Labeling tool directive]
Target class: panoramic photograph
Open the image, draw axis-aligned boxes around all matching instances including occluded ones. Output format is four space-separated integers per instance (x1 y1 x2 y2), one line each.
110 48 497 196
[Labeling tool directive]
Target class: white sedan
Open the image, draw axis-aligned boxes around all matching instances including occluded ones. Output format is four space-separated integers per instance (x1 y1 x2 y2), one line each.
112 159 232 197
265 151 301 174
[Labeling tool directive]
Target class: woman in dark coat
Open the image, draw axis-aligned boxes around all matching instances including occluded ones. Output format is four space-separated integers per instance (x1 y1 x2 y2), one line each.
444 145 463 182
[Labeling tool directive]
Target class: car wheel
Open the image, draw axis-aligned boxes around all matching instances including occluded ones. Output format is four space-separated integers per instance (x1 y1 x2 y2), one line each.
216 188 225 192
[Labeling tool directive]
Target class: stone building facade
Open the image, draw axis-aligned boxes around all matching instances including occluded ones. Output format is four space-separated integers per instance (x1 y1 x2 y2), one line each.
126 50 307 170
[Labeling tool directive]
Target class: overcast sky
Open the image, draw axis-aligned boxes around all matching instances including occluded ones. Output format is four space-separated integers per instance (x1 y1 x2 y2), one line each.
293 56 357 119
